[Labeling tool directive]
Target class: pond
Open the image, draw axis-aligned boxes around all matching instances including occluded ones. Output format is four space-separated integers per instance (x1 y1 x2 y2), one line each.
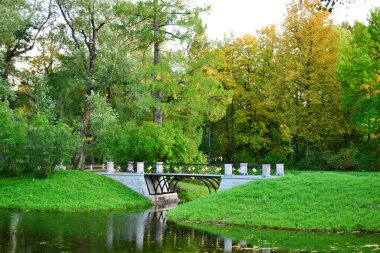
0 206 379 253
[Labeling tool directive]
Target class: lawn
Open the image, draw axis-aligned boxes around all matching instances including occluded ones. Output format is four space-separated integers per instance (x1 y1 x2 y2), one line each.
0 170 151 212
168 171 380 232
176 181 210 202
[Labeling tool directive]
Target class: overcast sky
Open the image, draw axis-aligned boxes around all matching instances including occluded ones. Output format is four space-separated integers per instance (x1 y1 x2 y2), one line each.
197 0 378 40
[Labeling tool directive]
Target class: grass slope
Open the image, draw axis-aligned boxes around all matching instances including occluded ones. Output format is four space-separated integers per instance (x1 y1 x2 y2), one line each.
168 171 380 232
176 181 210 202
0 170 151 212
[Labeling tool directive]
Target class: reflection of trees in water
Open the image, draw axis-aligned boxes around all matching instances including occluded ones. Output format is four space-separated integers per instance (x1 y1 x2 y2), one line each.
9 213 20 253
0 209 261 252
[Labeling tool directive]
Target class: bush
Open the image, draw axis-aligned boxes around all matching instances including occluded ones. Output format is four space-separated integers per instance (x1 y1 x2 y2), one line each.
327 147 358 170
87 94 120 161
260 151 287 165
296 150 332 170
0 102 27 176
355 143 380 171
25 114 79 177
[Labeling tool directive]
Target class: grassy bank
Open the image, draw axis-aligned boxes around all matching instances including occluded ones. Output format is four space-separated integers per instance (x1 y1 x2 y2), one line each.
176 181 210 202
168 171 380 232
0 170 151 212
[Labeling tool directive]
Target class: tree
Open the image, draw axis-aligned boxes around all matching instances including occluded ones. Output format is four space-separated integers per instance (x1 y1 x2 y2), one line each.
0 0 51 81
54 0 115 169
337 10 380 143
115 0 208 124
275 0 349 160
207 29 292 163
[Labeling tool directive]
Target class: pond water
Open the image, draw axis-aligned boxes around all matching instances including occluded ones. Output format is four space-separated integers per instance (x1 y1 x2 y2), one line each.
0 206 379 253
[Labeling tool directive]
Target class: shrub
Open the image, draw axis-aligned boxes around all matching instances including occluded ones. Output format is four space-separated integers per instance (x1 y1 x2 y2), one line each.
260 151 287 165
327 147 358 170
87 94 120 161
296 150 332 170
0 102 26 176
25 114 79 177
355 143 380 171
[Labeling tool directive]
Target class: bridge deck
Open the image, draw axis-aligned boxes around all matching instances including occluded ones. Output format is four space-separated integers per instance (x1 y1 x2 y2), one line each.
144 173 222 195
144 173 222 178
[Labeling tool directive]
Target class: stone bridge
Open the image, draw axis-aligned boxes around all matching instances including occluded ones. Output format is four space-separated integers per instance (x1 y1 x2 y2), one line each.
98 162 284 203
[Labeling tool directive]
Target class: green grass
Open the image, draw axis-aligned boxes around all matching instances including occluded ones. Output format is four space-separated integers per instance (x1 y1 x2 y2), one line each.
0 170 151 212
176 181 210 202
168 171 380 232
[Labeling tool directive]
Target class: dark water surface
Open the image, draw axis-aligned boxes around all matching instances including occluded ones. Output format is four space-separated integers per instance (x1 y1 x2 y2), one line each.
0 206 379 253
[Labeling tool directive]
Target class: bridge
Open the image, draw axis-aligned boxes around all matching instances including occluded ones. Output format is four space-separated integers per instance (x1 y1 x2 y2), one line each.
97 162 284 203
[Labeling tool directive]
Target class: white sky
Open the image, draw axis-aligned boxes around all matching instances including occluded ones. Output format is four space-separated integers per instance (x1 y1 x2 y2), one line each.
198 0 379 40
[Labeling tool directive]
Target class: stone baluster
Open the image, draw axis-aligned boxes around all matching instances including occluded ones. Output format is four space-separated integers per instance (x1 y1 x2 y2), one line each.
224 164 233 176
127 161 134 173
137 162 144 174
239 163 248 175
156 162 163 173
276 163 284 176
107 162 115 173
224 238 233 253
262 164 270 178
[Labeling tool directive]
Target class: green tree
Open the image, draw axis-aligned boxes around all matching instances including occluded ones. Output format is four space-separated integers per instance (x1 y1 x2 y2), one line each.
115 0 209 124
55 0 116 168
337 10 380 143
0 0 51 81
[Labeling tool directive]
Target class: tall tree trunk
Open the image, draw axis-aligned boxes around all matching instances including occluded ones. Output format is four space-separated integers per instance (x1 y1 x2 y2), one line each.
231 103 235 163
73 10 97 169
1 52 13 80
72 97 91 169
207 121 211 164
1 62 10 80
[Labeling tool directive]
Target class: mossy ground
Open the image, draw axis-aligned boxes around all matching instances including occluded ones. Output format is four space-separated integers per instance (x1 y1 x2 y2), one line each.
168 171 380 232
0 170 151 212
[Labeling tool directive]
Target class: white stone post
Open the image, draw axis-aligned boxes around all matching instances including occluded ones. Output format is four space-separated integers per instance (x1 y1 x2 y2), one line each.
224 238 233 253
137 162 144 174
107 162 115 173
89 164 93 170
127 161 134 173
239 163 248 175
262 164 271 178
240 241 248 248
156 162 163 173
224 164 233 176
276 163 284 176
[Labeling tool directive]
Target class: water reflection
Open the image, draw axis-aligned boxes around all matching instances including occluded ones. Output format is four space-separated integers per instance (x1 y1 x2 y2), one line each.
0 206 252 253
0 207 378 253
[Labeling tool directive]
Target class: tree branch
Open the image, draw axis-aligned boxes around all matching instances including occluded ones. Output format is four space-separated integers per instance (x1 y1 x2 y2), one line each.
55 0 82 51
